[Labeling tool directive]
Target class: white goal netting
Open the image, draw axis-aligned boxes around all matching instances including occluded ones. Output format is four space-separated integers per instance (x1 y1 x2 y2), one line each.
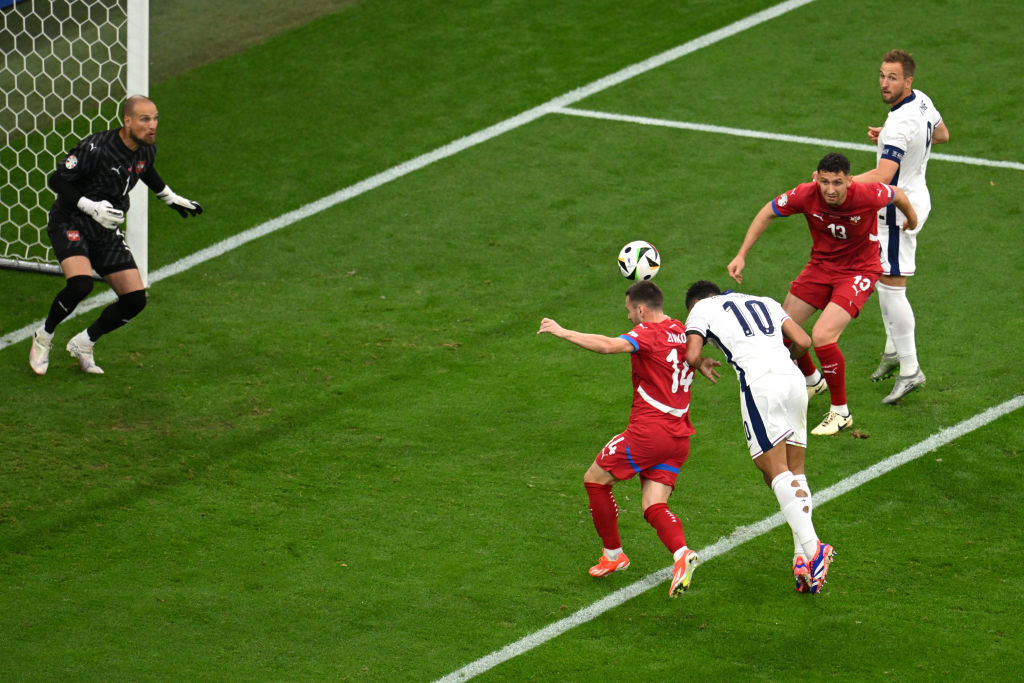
0 0 148 278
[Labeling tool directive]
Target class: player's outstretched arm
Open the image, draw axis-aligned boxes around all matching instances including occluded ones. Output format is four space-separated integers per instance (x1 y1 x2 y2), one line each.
852 158 899 184
728 202 775 284
156 185 203 218
537 318 633 354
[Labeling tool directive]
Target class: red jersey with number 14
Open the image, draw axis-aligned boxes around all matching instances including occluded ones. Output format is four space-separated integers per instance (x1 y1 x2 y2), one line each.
772 180 895 273
618 318 695 438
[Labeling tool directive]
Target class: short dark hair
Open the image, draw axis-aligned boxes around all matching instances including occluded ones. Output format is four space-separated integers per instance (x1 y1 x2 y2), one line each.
817 152 851 175
685 280 722 310
626 280 663 310
882 49 916 78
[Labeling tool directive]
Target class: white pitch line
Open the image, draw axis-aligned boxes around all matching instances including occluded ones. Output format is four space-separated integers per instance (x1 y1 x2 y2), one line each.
0 0 819 353
553 106 1024 171
436 394 1024 683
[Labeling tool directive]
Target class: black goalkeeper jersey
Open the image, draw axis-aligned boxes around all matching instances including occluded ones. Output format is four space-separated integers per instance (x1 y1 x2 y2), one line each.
50 128 160 216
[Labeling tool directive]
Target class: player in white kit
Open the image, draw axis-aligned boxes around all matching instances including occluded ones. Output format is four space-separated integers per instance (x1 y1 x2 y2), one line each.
684 280 834 594
854 49 949 404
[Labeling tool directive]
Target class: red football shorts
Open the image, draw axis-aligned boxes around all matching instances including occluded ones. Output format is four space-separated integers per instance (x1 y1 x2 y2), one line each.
595 422 690 486
789 262 878 318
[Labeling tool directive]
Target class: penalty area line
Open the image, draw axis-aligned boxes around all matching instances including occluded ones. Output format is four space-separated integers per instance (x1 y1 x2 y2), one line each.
552 107 1024 171
435 394 1024 682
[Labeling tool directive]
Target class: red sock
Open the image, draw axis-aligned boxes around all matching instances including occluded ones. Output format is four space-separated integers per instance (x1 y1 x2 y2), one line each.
643 502 686 554
795 347 818 377
585 483 621 549
784 337 817 378
814 342 846 406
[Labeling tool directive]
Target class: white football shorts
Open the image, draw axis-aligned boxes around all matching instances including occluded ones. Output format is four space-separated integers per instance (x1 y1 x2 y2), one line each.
740 369 808 459
878 203 930 277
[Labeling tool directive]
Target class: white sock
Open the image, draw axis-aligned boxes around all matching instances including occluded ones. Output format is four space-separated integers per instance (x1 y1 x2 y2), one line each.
791 474 813 556
771 471 818 560
35 326 53 342
883 335 896 356
877 283 918 375
673 545 690 562
830 404 849 417
806 370 823 386
604 547 622 560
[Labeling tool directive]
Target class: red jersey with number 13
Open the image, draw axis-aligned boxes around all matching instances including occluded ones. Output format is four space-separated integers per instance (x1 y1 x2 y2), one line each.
772 180 895 273
618 318 695 438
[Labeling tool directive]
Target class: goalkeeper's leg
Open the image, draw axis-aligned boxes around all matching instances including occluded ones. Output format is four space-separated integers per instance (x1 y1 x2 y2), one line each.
85 289 147 341
43 274 94 334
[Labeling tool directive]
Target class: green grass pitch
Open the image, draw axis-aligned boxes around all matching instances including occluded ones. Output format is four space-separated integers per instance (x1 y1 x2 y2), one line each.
1 0 1022 679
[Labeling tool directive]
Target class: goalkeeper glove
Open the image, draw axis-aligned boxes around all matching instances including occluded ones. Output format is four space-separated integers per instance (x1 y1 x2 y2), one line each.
156 186 203 218
77 197 124 230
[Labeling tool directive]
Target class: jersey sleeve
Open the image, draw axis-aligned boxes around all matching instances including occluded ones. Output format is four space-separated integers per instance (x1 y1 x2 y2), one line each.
764 296 790 327
53 136 98 185
771 184 805 217
879 117 915 165
869 182 897 210
684 301 711 339
619 331 640 353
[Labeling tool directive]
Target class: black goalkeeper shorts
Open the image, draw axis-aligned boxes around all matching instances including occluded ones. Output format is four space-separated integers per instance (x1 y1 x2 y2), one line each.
47 210 138 276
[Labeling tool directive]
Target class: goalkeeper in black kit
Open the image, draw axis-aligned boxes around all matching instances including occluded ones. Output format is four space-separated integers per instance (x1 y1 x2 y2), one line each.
29 95 202 375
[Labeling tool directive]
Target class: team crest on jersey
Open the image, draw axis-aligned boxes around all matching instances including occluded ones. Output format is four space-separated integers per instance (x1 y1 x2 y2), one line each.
850 215 862 224
777 192 789 207
135 160 147 174
64 155 78 170
67 230 81 242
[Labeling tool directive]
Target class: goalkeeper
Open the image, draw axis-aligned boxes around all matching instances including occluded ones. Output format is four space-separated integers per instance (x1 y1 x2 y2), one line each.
29 95 202 375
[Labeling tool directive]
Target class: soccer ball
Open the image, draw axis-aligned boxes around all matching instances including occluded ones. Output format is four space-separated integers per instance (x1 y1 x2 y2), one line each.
617 240 661 280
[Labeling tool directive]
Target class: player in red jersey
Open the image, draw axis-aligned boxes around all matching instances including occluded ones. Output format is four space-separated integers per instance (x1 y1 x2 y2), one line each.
538 280 718 597
727 152 918 436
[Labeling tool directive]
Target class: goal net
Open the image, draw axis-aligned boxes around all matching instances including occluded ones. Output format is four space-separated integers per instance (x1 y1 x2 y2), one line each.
0 0 149 281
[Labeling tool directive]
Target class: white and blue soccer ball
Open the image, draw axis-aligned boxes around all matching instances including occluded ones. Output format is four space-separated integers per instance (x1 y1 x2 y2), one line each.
617 240 661 280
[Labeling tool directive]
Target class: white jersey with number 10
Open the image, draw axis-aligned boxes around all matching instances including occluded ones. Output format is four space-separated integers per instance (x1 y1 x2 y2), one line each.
684 292 801 389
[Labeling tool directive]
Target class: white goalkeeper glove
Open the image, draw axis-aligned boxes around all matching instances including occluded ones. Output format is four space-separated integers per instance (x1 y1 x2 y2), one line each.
77 196 124 230
156 186 203 218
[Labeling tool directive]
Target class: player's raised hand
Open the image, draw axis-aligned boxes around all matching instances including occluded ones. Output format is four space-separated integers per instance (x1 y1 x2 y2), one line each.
867 126 882 144
537 318 566 337
727 256 745 284
77 196 124 230
156 185 203 218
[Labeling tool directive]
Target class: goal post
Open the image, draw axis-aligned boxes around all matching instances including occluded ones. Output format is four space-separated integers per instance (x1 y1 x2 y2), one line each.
0 0 150 285
126 0 149 285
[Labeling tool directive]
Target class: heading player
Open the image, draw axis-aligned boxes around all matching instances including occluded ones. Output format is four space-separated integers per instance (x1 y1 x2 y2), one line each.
684 280 834 594
727 152 918 436
853 49 949 404
29 95 202 375
538 280 718 597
